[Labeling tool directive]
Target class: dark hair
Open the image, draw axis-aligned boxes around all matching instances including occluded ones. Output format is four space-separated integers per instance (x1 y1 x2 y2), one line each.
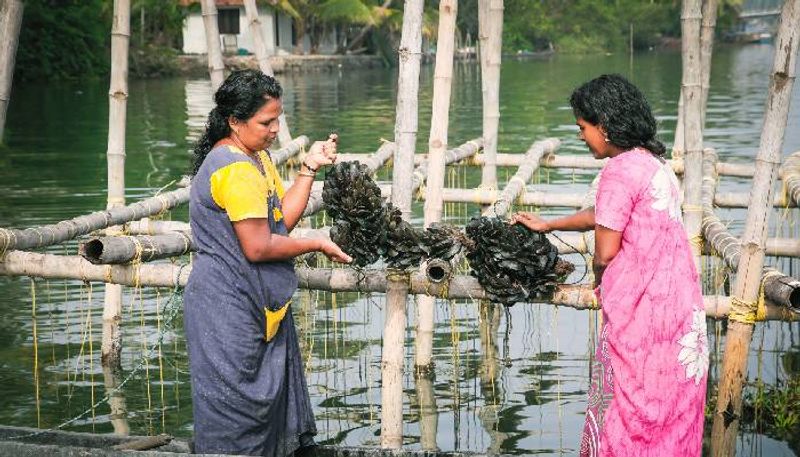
190 69 283 175
569 74 666 157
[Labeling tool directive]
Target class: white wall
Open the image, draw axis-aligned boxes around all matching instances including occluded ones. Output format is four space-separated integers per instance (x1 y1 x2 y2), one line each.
182 6 337 55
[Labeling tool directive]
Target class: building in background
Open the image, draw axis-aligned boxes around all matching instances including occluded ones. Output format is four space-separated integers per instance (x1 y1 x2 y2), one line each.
179 0 336 55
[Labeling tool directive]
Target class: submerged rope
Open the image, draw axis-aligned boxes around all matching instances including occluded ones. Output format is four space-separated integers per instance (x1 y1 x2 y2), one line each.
6 263 189 441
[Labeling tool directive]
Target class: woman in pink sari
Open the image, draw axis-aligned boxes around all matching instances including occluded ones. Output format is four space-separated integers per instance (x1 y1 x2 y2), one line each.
513 74 708 456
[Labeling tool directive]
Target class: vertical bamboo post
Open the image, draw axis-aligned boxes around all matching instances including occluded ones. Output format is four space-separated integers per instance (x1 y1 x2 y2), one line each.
243 0 293 147
0 0 23 142
416 0 457 371
680 0 704 271
382 0 424 448
201 0 225 91
417 373 438 450
699 0 718 124
479 0 502 190
101 0 131 370
711 2 800 456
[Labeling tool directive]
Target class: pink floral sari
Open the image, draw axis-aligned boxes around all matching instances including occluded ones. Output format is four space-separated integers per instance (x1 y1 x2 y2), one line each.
580 149 708 457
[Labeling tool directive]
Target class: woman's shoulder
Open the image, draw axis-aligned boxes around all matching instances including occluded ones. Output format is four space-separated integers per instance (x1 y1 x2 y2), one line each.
200 145 257 173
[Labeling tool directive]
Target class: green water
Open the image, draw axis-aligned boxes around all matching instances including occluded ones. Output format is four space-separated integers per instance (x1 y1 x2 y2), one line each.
1 45 799 456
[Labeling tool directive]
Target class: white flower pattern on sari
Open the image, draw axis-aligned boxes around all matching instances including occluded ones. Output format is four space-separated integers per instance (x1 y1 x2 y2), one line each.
649 161 682 222
677 309 709 385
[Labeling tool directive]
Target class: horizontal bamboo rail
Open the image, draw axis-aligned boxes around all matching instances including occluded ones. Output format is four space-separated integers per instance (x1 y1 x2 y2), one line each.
337 152 764 178
125 219 190 235
484 138 560 217
80 233 195 264
439 188 794 209
0 188 190 254
782 151 800 205
0 250 794 321
701 149 800 311
0 137 309 253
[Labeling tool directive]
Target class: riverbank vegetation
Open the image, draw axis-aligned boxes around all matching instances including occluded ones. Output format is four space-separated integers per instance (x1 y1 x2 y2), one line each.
16 0 746 81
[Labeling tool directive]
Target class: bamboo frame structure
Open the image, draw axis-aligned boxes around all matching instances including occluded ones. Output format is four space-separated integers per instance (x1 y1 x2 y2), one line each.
0 188 189 253
383 0 425 447
338 151 765 179
0 0 23 142
77 224 800 266
782 151 800 206
242 0 292 147
200 0 225 91
711 2 800 455
699 0 718 124
103 0 131 368
701 149 800 310
479 0 503 189
417 0 458 371
2 250 796 322
483 138 560 217
680 0 704 271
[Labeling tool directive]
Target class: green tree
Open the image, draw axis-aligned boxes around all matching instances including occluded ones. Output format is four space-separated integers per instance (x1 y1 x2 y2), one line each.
16 0 111 81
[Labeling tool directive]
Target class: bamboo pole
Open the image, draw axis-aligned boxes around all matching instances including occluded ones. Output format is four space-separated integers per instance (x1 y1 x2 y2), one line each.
680 0 705 271
80 233 194 265
483 138 560 218
243 0 292 147
0 0 23 142
410 139 483 193
782 151 800 206
77 226 800 266
340 150 763 179
2 251 796 322
479 0 503 190
383 0 425 447
699 0 718 124
200 0 225 91
438 187 785 209
416 0 458 372
711 3 800 454
102 0 131 369
699 149 800 309
0 188 189 253
124 220 191 235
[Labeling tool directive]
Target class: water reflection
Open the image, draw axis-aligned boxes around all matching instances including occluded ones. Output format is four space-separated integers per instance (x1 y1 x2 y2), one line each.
0 45 798 456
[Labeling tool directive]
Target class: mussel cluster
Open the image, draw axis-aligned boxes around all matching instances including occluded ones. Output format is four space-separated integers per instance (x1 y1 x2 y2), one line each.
323 162 573 305
323 162 388 266
465 217 564 305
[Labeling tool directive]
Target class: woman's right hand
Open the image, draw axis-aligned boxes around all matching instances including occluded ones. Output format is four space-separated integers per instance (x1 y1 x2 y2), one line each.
319 239 353 264
510 212 551 232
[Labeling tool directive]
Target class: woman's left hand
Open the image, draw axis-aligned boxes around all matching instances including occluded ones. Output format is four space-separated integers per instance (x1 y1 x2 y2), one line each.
304 133 338 171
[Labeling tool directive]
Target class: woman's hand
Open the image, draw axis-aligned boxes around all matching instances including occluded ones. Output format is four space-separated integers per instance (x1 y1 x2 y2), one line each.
319 239 352 264
304 133 338 171
510 212 551 232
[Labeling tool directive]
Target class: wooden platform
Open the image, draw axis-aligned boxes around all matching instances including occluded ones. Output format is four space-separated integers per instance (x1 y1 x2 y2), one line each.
0 425 502 457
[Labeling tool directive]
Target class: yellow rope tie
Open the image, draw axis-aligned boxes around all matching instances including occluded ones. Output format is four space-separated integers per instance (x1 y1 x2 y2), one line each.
0 228 16 259
466 140 482 152
689 235 705 251
386 270 411 287
104 265 113 284
729 295 758 324
474 184 497 206
682 204 704 213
